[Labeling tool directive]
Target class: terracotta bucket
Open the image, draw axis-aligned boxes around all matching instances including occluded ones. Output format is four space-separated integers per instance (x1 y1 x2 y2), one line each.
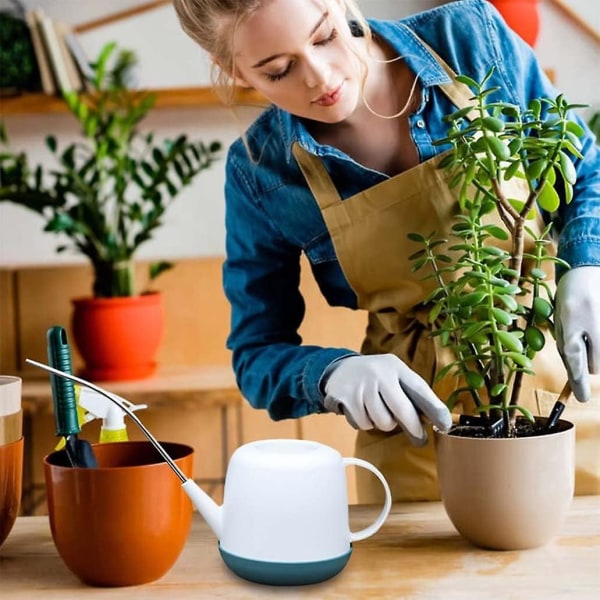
0 375 23 548
0 437 24 547
434 418 575 550
44 441 194 586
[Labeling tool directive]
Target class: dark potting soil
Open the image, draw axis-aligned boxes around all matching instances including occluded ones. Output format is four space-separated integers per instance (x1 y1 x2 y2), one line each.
449 418 549 439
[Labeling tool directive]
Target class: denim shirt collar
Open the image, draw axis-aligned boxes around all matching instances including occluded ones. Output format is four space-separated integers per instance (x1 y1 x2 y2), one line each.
278 18 452 163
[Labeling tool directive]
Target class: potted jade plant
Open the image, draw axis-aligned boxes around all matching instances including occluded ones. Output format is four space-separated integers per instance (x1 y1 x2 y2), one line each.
0 42 222 380
408 68 585 550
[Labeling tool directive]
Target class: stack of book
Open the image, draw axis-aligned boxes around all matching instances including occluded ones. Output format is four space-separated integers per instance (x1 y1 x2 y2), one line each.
25 8 93 96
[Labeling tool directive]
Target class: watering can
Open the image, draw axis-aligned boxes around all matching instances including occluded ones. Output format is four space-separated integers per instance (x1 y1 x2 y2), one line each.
26 359 392 586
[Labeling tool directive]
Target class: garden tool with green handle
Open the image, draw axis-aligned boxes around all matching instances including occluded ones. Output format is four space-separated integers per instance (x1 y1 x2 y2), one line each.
47 326 97 468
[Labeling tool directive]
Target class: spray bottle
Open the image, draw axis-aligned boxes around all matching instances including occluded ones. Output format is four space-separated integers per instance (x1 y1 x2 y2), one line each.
76 386 148 442
55 385 147 449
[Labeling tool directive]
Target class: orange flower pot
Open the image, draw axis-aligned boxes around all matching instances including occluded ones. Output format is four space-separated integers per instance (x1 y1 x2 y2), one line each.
44 441 194 587
71 293 164 381
489 0 540 47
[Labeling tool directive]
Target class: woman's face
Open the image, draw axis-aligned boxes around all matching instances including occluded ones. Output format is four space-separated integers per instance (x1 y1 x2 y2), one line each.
232 0 365 123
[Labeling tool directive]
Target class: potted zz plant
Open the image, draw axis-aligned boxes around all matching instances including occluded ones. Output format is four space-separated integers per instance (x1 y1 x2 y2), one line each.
0 42 222 380
408 68 586 550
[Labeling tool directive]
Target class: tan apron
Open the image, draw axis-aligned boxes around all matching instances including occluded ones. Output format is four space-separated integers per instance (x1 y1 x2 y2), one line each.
293 49 600 502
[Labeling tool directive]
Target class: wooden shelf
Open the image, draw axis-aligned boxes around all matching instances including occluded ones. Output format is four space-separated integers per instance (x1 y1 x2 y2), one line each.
0 86 267 116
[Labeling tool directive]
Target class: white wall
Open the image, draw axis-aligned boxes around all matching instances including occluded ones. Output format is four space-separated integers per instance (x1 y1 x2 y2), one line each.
537 1 599 121
1 0 598 267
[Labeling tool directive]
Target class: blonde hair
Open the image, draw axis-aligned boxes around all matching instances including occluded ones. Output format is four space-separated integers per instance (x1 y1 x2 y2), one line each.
172 0 372 105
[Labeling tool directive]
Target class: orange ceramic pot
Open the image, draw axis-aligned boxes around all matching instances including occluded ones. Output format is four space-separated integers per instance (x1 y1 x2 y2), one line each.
0 437 24 547
71 293 164 381
489 0 540 47
44 441 194 587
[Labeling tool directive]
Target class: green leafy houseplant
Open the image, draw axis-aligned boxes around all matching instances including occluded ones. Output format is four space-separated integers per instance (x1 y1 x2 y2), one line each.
588 110 600 141
0 8 40 93
0 42 222 298
409 68 586 437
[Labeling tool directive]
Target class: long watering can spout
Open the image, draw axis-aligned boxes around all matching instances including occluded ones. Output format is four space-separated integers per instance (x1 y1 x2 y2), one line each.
181 480 223 538
25 358 223 539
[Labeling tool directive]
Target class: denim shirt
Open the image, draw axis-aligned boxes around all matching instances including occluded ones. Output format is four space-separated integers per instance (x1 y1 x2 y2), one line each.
223 0 600 421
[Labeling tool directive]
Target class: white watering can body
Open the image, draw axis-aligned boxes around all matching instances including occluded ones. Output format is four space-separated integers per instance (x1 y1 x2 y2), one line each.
182 439 392 585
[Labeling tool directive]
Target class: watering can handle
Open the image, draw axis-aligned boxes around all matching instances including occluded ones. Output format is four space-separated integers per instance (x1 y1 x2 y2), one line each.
344 457 392 542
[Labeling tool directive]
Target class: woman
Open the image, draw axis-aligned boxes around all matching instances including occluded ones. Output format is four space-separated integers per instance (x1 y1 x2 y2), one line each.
173 0 600 500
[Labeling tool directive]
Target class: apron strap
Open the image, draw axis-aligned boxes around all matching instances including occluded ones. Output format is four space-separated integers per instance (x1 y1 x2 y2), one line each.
291 143 343 209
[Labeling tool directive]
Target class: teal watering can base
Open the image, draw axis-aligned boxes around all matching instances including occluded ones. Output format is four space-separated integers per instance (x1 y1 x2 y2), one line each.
218 543 353 586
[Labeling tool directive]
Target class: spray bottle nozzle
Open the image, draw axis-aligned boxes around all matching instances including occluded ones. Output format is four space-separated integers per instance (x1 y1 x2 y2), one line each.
77 387 147 442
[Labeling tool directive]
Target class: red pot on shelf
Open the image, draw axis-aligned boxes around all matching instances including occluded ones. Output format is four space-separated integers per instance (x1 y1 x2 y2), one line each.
71 293 164 381
488 0 540 47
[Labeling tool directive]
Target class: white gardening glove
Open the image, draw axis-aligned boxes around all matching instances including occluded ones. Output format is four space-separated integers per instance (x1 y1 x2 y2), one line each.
555 266 600 403
322 354 452 445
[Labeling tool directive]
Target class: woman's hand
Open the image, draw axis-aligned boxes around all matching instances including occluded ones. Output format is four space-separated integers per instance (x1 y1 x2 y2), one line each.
322 354 452 445
555 266 600 403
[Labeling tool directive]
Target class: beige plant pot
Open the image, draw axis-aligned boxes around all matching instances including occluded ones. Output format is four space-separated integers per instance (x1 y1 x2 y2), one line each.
434 418 575 550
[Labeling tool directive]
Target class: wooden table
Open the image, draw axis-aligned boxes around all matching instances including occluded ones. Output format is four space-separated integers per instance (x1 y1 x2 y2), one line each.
1 497 599 598
19 366 243 514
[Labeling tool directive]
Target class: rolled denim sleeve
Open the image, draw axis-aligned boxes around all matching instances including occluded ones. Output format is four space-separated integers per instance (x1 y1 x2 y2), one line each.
222 144 357 420
554 132 600 278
